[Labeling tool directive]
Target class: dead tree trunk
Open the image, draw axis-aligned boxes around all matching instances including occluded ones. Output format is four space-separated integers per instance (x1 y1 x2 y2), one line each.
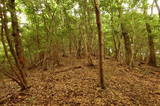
93 0 105 89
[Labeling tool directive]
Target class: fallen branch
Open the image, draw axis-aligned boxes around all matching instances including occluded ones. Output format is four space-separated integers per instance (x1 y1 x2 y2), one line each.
54 65 82 74
0 93 13 104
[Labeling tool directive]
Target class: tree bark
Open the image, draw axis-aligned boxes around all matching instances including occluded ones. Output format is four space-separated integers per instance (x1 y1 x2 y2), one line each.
0 7 14 71
143 1 157 66
0 11 23 87
111 12 118 60
9 0 25 68
93 0 105 89
118 8 132 65
121 24 132 65
82 0 94 66
154 0 160 21
5 0 28 90
146 23 157 66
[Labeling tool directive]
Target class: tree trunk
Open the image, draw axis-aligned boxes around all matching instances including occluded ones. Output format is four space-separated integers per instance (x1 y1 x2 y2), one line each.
143 1 157 66
0 7 14 71
77 25 83 58
7 0 28 90
0 11 23 87
111 12 118 60
9 0 25 68
121 24 132 65
82 0 94 66
93 0 105 89
146 23 157 66
118 8 132 65
154 0 160 22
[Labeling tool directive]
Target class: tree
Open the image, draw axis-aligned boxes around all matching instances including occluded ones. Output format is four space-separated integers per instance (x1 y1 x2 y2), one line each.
0 0 28 90
143 0 157 66
154 0 160 21
93 0 105 89
117 1 132 66
9 0 26 68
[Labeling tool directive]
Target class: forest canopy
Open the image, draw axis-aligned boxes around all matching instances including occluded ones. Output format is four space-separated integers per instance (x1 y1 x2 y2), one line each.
0 0 159 65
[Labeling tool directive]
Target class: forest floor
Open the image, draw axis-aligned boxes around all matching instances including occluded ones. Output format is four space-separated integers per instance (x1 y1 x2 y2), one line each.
0 57 160 106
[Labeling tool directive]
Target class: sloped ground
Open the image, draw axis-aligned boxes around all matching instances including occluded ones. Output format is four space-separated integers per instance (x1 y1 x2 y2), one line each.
0 57 160 105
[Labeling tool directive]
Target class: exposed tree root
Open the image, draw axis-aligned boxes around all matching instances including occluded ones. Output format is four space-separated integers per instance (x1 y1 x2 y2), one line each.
0 90 30 104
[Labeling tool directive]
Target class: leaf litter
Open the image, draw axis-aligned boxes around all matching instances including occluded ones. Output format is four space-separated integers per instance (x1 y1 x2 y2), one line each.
0 57 160 105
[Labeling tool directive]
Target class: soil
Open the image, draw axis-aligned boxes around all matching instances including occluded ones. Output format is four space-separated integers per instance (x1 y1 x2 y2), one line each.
0 57 160 105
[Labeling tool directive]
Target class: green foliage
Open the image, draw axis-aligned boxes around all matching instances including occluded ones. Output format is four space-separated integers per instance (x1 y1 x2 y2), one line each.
0 0 160 65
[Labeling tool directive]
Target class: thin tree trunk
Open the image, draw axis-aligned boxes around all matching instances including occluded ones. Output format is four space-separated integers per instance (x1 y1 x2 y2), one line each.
146 23 157 66
82 0 94 66
69 39 72 55
77 25 83 58
0 14 22 86
154 0 160 21
0 9 15 73
93 0 105 89
111 12 118 60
